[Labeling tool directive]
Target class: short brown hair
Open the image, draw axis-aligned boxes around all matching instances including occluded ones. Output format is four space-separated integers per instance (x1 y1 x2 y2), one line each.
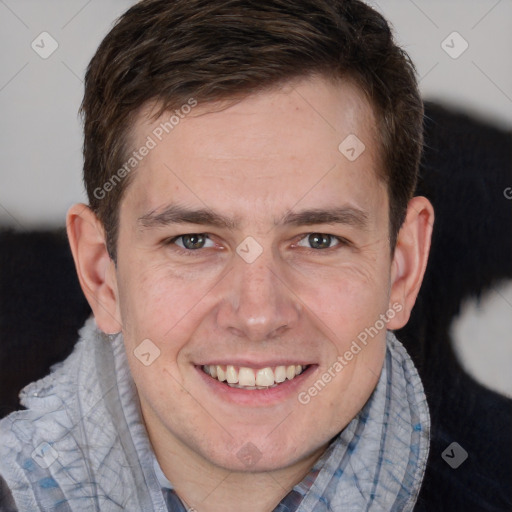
81 0 423 261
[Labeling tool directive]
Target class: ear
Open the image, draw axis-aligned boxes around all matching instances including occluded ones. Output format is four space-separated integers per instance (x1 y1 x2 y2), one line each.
66 203 122 334
387 196 434 330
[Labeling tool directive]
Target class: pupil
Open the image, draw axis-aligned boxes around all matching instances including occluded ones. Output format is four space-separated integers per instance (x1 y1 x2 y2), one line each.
183 234 205 249
309 233 331 249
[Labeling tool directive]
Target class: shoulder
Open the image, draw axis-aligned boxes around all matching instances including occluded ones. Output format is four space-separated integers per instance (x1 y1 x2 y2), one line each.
0 318 103 510
0 474 17 512
0 354 83 512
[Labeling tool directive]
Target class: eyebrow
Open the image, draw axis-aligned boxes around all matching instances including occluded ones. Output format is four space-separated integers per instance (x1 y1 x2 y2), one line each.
137 204 369 231
279 207 369 230
138 204 238 230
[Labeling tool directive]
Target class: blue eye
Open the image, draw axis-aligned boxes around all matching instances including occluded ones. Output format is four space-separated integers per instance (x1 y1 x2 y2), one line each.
172 234 215 250
297 233 341 250
165 232 347 255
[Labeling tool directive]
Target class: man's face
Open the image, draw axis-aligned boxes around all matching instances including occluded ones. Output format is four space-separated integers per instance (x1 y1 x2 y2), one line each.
113 76 393 472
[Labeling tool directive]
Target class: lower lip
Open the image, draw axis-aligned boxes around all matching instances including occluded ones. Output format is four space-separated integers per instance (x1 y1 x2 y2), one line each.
195 365 317 407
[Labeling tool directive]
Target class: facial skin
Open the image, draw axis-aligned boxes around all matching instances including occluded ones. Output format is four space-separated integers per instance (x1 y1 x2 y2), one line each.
67 75 433 511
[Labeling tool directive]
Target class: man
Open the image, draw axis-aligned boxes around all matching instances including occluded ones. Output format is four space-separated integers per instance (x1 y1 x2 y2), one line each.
0 0 434 510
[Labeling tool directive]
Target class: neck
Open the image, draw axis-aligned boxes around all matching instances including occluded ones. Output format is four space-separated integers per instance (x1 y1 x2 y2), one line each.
160 447 325 512
174 464 317 512
143 407 327 512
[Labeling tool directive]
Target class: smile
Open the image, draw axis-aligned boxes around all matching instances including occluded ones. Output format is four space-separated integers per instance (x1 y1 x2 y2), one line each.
202 364 308 389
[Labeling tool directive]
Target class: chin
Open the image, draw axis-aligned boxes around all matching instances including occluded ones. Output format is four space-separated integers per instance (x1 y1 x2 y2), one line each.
199 430 323 474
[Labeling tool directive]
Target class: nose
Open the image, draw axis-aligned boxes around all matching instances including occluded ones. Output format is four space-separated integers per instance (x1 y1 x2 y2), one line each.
215 251 301 342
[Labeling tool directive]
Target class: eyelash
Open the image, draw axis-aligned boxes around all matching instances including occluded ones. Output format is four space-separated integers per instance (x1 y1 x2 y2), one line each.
164 233 351 255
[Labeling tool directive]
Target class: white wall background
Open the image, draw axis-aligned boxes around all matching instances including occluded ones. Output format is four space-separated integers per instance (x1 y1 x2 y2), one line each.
0 0 511 395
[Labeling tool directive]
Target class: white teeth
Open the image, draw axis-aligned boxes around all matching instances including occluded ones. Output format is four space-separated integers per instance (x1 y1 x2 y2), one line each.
217 366 226 382
202 364 307 389
255 367 274 387
226 365 238 384
238 367 256 386
275 366 286 383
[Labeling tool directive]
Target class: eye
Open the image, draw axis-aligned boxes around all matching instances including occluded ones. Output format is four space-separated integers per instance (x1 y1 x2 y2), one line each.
172 233 215 250
296 233 342 250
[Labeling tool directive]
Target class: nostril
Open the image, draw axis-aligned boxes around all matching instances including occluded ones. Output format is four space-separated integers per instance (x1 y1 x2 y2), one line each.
269 324 289 339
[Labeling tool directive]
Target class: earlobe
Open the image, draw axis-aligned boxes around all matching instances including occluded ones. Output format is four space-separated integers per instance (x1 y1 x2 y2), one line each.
66 203 122 334
387 196 434 330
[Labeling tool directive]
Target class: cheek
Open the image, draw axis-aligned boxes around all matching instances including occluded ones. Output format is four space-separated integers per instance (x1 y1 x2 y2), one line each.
116 266 209 396
295 264 390 335
116 261 213 348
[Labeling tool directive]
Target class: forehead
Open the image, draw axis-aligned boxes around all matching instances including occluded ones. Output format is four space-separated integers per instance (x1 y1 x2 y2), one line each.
134 75 378 156
122 75 384 221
